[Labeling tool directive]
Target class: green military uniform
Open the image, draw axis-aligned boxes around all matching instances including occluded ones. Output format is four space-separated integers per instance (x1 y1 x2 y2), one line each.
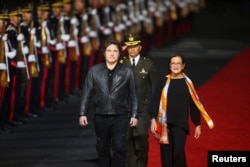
121 33 157 167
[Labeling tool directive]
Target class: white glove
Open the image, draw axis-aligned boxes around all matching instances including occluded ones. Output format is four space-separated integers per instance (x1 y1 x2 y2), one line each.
81 36 89 43
122 15 128 22
35 41 41 48
42 21 47 27
2 34 8 41
28 54 36 62
91 9 97 15
56 43 65 50
60 16 64 23
0 63 7 70
61 34 70 41
30 28 36 35
6 49 16 59
42 46 49 54
22 46 29 55
114 26 121 33
68 40 76 47
104 7 110 13
71 17 78 25
17 34 24 41
74 28 78 36
49 39 56 45
103 28 112 35
142 9 147 15
82 14 87 21
108 22 114 28
119 23 125 31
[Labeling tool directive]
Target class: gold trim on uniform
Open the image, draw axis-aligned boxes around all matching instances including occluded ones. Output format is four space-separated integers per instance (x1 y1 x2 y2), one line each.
9 9 21 16
52 1 64 7
6 25 16 32
0 13 8 20
63 0 72 4
22 3 33 13
37 4 50 11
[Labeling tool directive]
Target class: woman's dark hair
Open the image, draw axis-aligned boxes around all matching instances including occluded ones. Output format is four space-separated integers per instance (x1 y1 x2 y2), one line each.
102 36 122 57
168 53 186 74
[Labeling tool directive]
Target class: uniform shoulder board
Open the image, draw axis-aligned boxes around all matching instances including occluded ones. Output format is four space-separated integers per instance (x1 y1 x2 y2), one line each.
20 22 27 26
142 57 153 63
142 57 149 61
6 25 16 31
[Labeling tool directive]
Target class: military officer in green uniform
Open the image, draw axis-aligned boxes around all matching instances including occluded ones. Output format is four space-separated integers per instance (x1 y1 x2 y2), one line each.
122 33 158 167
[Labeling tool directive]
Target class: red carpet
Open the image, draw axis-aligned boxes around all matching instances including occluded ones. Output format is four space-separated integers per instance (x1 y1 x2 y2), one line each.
148 46 250 167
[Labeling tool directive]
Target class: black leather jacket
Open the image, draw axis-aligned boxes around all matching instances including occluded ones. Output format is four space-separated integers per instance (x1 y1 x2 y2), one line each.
80 63 138 118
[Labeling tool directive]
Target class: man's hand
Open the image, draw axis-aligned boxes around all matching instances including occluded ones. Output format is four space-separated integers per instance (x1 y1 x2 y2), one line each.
122 45 127 51
130 117 138 127
79 116 88 126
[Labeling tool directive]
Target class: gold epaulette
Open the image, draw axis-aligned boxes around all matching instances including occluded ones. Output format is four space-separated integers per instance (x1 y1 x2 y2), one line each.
119 56 126 63
120 59 124 63
6 25 15 31
20 22 27 26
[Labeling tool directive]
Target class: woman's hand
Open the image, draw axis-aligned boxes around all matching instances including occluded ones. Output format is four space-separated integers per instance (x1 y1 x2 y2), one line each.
194 125 201 139
150 118 157 134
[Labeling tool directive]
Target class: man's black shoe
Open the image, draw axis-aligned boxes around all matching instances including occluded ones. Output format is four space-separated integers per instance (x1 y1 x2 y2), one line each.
8 120 24 127
25 112 40 118
0 127 13 134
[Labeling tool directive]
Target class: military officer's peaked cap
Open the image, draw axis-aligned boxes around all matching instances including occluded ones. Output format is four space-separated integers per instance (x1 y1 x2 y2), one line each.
37 3 50 11
124 33 141 46
0 11 9 20
21 3 33 13
9 8 22 16
63 0 72 4
52 0 64 7
73 0 85 2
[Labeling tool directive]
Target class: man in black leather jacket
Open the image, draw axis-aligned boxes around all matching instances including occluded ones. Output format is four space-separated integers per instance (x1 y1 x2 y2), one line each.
79 37 138 167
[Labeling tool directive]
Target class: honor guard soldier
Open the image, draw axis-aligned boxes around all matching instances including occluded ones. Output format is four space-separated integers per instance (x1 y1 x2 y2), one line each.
111 0 126 43
36 2 54 110
62 0 80 95
122 33 158 167
0 10 14 134
48 0 67 103
166 0 178 42
176 0 192 37
127 0 141 34
150 0 166 47
140 0 154 55
74 0 91 86
5 8 26 126
21 3 40 118
97 0 115 63
87 0 101 67
118 0 133 35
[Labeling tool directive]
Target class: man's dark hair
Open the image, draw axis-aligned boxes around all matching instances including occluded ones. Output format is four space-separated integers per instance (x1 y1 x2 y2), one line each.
102 36 122 56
